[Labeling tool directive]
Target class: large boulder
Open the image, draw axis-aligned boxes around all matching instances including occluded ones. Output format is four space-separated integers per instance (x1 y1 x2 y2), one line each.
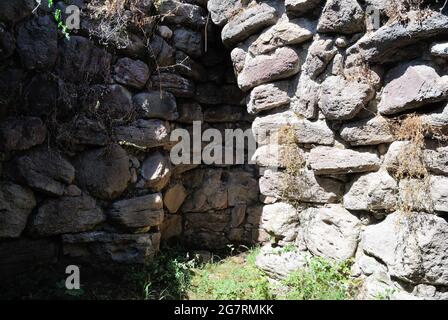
109 194 164 231
260 202 300 243
113 57 150 89
301 205 362 261
247 82 290 115
159 0 207 27
285 0 322 16
172 28 203 58
221 2 278 47
0 117 46 151
133 91 178 121
16 148 75 196
340 116 394 146
97 85 134 121
378 64 448 115
344 170 398 212
208 0 243 26
62 231 161 264
309 147 381 175
29 194 105 237
319 76 375 121
238 47 300 91
163 184 188 214
0 182 36 238
363 212 448 286
140 151 172 192
16 16 57 70
317 0 364 34
75 145 131 200
114 119 170 149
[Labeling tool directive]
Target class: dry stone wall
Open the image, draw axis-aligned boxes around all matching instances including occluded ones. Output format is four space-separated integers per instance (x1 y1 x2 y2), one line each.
208 0 448 300
1 0 448 300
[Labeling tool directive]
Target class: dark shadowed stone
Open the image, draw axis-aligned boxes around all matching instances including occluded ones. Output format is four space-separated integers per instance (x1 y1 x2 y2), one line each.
57 115 108 147
0 117 46 151
317 0 364 35
203 105 249 123
16 148 75 196
62 231 161 264
29 194 105 237
177 102 203 123
159 0 207 28
0 0 35 25
0 239 57 281
97 85 134 121
141 151 172 191
285 0 322 15
75 145 131 200
149 73 195 98
23 74 58 117
133 91 179 120
149 35 176 67
0 182 36 238
207 0 243 26
109 194 164 231
170 51 207 81
0 69 25 115
172 28 203 58
0 25 15 60
58 36 112 84
16 16 57 70
195 83 245 105
114 119 170 149
113 57 150 89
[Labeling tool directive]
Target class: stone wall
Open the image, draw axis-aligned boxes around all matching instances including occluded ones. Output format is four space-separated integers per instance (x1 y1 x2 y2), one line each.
2 0 448 300
207 0 448 300
0 0 261 280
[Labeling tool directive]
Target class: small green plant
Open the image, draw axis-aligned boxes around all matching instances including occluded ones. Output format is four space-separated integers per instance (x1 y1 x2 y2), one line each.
280 257 357 300
44 0 70 39
189 248 272 300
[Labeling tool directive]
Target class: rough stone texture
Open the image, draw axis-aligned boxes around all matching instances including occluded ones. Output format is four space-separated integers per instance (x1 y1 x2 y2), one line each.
285 0 322 15
75 145 131 200
221 2 278 47
29 194 105 237
164 184 188 214
208 0 243 26
0 117 46 151
378 64 448 115
238 47 301 91
113 58 150 89
431 42 448 58
133 91 179 121
317 0 364 35
173 28 203 59
114 119 170 149
63 231 160 264
109 194 164 231
340 116 395 146
344 170 398 212
301 205 362 261
159 0 207 28
16 148 75 196
260 202 300 242
247 82 290 114
363 212 448 286
319 76 375 121
0 182 36 238
309 147 381 175
150 73 195 98
141 151 172 192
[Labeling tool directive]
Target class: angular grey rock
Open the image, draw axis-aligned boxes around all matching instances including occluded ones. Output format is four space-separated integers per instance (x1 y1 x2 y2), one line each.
302 36 337 79
0 26 15 61
63 231 160 264
57 115 108 147
16 16 57 70
261 202 300 242
309 146 381 175
363 212 448 286
238 47 300 91
259 169 344 204
114 119 170 149
430 175 448 213
113 58 150 89
291 75 320 119
252 144 305 168
319 76 375 121
301 205 361 261
247 82 290 114
222 2 278 47
255 244 311 280
98 84 134 121
249 18 315 55
159 0 207 27
422 103 448 128
172 28 203 58
149 35 176 67
16 148 75 196
383 141 412 172
0 117 46 151
317 0 364 34
109 194 164 230
29 194 105 237
340 116 395 146
252 111 334 146
285 0 322 15
133 91 179 121
424 146 448 175
344 170 398 212
378 64 448 115
207 0 243 26
0 182 36 238
150 73 195 98
347 11 448 63
75 145 131 200
141 151 172 191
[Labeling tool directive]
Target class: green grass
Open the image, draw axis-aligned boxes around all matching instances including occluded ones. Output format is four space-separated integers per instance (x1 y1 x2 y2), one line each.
188 248 272 300
280 257 358 300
